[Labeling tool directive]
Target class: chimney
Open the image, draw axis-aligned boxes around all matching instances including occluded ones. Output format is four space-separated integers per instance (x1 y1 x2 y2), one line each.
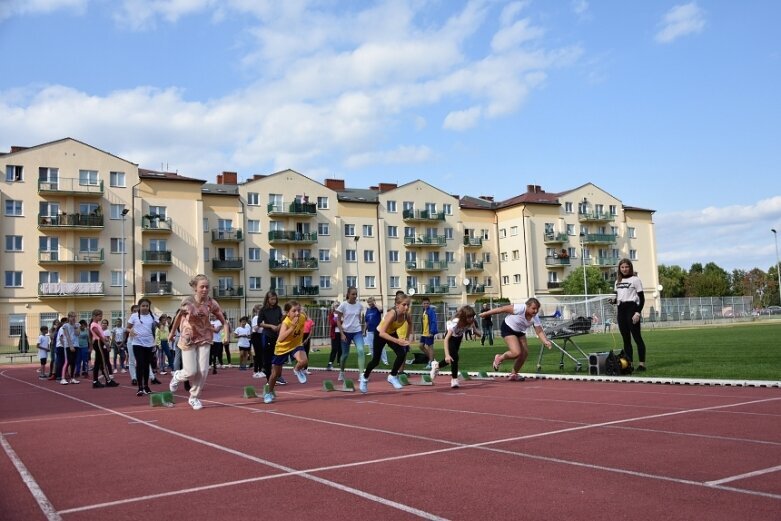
216 174 223 184
479 196 494 202
221 171 238 185
378 182 397 192
324 178 345 191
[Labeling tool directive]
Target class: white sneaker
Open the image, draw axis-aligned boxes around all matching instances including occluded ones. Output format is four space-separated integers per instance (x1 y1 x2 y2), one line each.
70 378 80 384
252 372 263 379
337 371 344 382
169 374 179 392
430 360 439 380
293 369 307 384
359 374 368 394
188 397 203 410
451 378 460 389
387 374 403 389
263 392 274 404
59 378 69 385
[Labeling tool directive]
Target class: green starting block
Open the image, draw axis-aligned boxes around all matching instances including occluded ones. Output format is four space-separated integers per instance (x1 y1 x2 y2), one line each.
459 370 472 381
322 379 355 392
243 385 258 398
149 391 175 407
411 374 434 386
397 374 411 386
474 371 494 380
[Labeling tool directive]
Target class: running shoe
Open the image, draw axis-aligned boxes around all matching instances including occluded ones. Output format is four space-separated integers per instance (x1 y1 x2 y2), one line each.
387 374 403 389
106 379 120 387
508 373 525 382
337 371 344 382
450 378 460 389
69 378 80 384
136 389 145 397
293 369 307 384
169 373 179 392
326 362 333 371
59 378 69 385
430 360 439 380
276 376 287 386
93 380 105 388
263 392 275 404
359 374 368 394
492 354 502 371
188 397 203 410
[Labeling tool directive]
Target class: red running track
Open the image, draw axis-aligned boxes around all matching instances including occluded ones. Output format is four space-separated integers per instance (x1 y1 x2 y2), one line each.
1 364 779 520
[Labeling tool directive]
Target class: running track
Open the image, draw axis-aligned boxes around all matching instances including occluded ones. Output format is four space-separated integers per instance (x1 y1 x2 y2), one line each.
1 365 779 520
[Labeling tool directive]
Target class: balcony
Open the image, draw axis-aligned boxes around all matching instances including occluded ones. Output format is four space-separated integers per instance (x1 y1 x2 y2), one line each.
213 286 244 299
268 258 319 272
142 250 172 265
38 249 104 265
38 178 104 197
405 260 448 272
593 256 620 267
543 232 569 245
291 285 320 297
466 283 486 294
402 209 446 222
141 216 173 233
268 230 318 245
412 284 450 296
144 281 173 296
267 201 318 217
578 211 615 223
404 235 447 248
38 213 104 230
545 256 571 267
39 281 104 297
546 281 563 291
465 261 484 272
212 257 243 271
463 237 483 248
211 229 244 242
581 233 617 245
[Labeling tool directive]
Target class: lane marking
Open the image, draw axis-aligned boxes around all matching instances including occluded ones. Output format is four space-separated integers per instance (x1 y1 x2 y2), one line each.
0 433 62 521
706 464 781 486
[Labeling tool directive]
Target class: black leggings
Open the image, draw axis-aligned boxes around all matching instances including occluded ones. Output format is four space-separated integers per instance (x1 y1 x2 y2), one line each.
262 338 275 378
617 302 646 363
92 340 111 382
365 333 406 378
328 337 341 364
439 336 463 377
251 333 263 373
133 346 154 389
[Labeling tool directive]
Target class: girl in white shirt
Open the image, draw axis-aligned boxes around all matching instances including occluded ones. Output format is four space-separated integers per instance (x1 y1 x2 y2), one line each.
612 258 647 371
127 298 159 396
335 287 366 381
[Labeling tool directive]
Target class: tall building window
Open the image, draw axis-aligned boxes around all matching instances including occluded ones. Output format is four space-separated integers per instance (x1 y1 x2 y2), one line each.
109 171 125 187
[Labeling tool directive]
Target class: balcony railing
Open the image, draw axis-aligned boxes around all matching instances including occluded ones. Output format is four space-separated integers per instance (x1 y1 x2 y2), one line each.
38 213 104 229
466 284 486 294
211 229 244 242
291 285 320 296
543 232 569 244
39 281 104 297
402 209 446 222
212 257 243 270
403 235 447 247
463 237 483 248
545 256 571 266
144 281 173 295
465 261 484 271
141 216 173 232
412 284 450 295
581 233 617 244
405 260 448 271
593 256 620 266
38 249 105 264
547 281 562 290
268 258 319 271
142 250 172 264
578 211 615 223
213 286 244 298
268 231 318 244
38 178 104 196
267 201 318 216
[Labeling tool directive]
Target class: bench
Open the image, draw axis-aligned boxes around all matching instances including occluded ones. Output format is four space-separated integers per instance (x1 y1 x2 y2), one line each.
7 354 36 363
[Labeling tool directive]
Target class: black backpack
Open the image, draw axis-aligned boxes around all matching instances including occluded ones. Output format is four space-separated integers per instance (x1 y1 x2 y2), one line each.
605 350 633 376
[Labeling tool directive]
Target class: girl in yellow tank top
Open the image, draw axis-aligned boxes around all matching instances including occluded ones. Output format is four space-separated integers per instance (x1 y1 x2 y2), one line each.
360 293 412 393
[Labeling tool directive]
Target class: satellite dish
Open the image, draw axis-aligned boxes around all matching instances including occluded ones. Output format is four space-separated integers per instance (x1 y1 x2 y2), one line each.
657 284 664 292
407 288 416 296
463 278 471 286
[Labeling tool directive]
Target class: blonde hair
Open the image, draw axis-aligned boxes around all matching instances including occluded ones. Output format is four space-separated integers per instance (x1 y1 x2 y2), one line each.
189 274 210 289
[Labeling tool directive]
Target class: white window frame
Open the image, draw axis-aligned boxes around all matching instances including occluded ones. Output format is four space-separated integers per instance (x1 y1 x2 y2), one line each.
319 275 331 289
109 171 125 187
388 250 399 263
364 250 374 263
5 271 22 287
317 196 329 209
248 220 261 233
248 248 261 262
387 200 397 213
319 249 331 262
249 276 262 290
5 235 22 252
79 169 99 186
5 200 22 216
247 192 260 206
318 223 330 235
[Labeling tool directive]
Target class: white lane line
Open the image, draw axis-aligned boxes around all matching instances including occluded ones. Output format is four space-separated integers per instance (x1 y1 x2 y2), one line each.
0 433 62 521
706 465 781 486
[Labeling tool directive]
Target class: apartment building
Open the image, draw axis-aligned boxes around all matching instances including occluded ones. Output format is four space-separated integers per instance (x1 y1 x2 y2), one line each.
1 137 657 346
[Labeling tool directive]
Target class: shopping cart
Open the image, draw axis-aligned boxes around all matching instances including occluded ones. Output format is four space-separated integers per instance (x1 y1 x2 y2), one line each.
535 316 592 373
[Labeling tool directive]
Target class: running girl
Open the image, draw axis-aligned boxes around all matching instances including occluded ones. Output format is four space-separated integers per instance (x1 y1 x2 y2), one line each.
360 292 413 393
264 301 309 404
436 305 481 388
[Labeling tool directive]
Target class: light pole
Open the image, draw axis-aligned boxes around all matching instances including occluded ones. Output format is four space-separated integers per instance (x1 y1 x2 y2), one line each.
121 208 129 325
580 231 589 318
772 229 781 305
353 235 360 298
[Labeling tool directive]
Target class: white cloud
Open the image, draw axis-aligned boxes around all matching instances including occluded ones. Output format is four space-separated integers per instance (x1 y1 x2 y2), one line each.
572 0 589 17
443 106 482 131
0 0 87 21
654 2 706 44
344 145 432 169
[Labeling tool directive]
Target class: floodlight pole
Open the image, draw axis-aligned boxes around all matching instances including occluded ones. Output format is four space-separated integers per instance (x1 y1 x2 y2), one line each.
773 229 781 305
121 208 129 325
354 235 360 298
580 222 589 318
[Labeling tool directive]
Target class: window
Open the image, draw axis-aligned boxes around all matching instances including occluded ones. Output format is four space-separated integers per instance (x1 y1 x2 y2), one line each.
406 276 418 290
364 250 374 262
611 226 618 236
548 272 558 283
38 167 59 188
5 235 22 252
79 169 98 186
499 228 507 238
481 229 489 240
269 221 283 232
443 203 452 215
629 249 638 260
248 248 261 262
595 203 604 215
39 202 59 219
148 206 166 219
248 220 261 233
110 238 126 253
317 196 329 209
510 226 518 236
387 200 397 213
111 270 124 287
425 227 437 238
501 275 509 286
425 202 436 214
485 276 492 287
362 224 374 237
482 252 491 263
500 252 508 262
204 247 209 261
405 251 416 263
346 276 357 288
512 250 520 260
270 277 284 291
5 200 22 216
344 224 356 236
110 204 126 220
203 218 209 232
318 223 330 235
79 202 99 215
218 219 232 231
109 171 125 187
5 271 22 287
404 227 415 238
268 194 283 211
445 251 455 263
365 276 376 289
346 249 357 262
79 238 99 253
447 276 457 288
514 274 521 284
319 276 331 289
79 270 99 283
389 276 400 289
564 202 573 213
39 271 59 284
387 225 398 238
388 250 399 263
403 201 414 212
609 205 617 216
319 249 330 262
9 314 25 337
6 165 23 182
249 277 262 290
444 227 454 240
567 224 575 236
247 192 259 206
628 227 636 239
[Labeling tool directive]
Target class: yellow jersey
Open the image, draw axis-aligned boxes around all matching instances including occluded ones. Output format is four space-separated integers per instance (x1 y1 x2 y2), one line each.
274 313 307 355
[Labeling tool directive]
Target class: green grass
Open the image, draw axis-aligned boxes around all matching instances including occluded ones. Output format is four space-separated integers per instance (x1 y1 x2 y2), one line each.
308 322 781 381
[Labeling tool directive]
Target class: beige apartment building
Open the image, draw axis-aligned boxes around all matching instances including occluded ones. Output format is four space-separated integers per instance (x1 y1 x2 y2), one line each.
1 137 657 346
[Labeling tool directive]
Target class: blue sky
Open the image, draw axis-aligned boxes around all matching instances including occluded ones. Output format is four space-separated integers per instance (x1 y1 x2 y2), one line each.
1 0 779 273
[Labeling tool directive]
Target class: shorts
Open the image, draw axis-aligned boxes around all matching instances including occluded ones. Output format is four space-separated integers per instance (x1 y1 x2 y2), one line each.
500 322 526 339
238 346 251 352
272 345 305 366
420 335 435 346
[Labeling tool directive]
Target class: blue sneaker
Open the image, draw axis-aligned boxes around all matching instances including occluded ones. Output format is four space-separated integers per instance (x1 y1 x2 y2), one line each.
276 376 287 386
293 369 307 384
263 392 275 404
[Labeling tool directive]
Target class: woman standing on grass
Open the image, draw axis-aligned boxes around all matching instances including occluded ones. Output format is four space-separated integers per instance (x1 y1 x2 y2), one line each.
479 298 552 381
360 292 413 393
169 274 226 410
612 258 647 371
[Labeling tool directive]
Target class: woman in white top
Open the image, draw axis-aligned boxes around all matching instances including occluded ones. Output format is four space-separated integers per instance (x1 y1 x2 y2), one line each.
612 258 647 371
479 298 552 381
127 298 159 396
335 287 366 381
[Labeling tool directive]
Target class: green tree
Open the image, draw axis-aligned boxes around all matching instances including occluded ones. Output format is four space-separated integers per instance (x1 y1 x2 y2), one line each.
561 266 612 296
658 264 686 297
686 262 730 296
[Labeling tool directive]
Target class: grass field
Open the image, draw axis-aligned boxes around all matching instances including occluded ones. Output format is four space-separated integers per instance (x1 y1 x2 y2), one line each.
308 322 781 381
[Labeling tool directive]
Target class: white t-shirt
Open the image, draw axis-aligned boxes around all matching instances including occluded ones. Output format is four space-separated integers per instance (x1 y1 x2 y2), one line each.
504 304 542 332
38 334 50 359
337 301 363 333
128 313 157 347
112 326 126 345
446 318 470 338
235 324 251 348
211 319 223 343
615 276 643 305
